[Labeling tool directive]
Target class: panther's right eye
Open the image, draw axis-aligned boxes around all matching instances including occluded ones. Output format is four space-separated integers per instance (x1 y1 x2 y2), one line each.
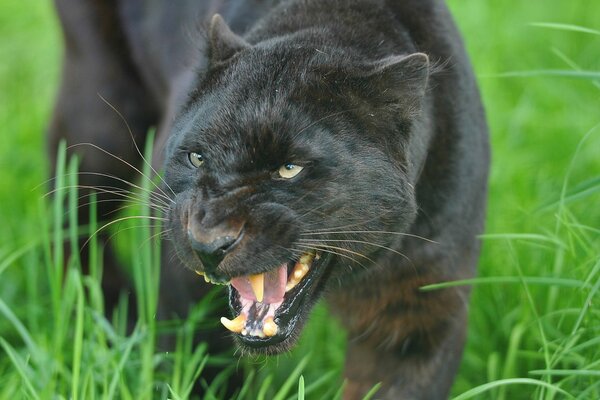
188 152 204 168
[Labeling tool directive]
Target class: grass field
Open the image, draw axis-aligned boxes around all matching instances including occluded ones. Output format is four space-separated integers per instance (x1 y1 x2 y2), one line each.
1 1 599 399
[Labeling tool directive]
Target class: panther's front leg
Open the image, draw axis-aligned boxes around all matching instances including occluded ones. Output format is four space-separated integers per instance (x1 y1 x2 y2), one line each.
329 260 471 400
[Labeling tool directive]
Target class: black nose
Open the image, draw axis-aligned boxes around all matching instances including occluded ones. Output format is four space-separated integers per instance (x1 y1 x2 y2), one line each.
188 233 238 272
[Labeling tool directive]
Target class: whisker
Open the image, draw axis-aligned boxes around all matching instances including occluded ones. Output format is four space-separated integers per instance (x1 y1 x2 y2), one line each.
291 245 369 271
301 230 437 244
76 171 173 204
294 243 376 265
98 94 177 198
100 201 166 216
299 211 396 233
39 171 174 205
70 186 170 210
296 197 341 219
138 228 171 249
298 238 411 262
68 142 174 203
46 184 171 209
74 198 167 217
82 215 167 249
105 224 167 245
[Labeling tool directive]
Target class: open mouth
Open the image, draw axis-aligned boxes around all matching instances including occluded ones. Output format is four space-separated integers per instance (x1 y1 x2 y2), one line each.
219 250 329 348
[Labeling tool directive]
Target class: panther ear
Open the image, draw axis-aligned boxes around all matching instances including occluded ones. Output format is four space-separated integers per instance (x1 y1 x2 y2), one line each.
208 14 250 64
358 53 430 114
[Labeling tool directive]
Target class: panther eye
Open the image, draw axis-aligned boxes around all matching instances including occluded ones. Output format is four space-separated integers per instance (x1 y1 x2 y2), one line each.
278 163 304 179
188 152 204 168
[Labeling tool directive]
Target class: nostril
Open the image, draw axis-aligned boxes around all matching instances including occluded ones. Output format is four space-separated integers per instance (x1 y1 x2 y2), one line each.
188 233 234 256
187 229 243 272
213 236 237 254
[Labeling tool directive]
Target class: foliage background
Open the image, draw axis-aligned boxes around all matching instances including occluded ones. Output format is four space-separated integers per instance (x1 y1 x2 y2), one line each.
0 0 599 398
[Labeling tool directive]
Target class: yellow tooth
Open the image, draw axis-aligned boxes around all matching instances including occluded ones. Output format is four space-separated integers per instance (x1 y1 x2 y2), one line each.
293 263 309 280
286 260 311 292
248 273 264 302
285 280 296 292
263 317 278 337
294 264 309 279
299 253 314 265
220 314 246 333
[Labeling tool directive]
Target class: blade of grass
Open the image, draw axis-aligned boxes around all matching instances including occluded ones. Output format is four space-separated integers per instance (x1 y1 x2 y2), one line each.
332 380 346 400
70 269 85 400
551 47 600 91
486 70 600 79
530 22 600 36
452 378 574 400
420 276 590 292
181 351 209 399
297 375 305 400
479 233 565 248
361 382 382 400
0 298 40 360
287 370 339 400
235 368 255 400
67 156 80 268
0 338 40 400
0 242 36 276
272 354 310 400
257 374 274 400
529 370 600 377
571 259 600 335
106 327 144 399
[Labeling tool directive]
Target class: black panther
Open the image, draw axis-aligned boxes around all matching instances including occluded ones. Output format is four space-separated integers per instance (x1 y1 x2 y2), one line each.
48 0 489 398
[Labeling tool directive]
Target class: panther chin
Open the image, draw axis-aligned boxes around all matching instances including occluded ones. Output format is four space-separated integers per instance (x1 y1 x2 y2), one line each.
199 251 331 354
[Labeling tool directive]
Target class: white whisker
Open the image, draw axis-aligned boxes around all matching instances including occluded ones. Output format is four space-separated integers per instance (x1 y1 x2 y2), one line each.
98 94 177 198
298 238 411 262
68 142 174 203
301 230 437 244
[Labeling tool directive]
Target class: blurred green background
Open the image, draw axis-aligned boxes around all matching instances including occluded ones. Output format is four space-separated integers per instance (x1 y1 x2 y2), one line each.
1 1 599 398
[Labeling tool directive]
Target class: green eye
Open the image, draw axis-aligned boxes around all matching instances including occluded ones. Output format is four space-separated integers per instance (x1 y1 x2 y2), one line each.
278 163 304 179
188 152 204 168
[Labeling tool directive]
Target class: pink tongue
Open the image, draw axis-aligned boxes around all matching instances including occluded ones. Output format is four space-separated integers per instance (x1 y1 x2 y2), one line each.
230 265 287 304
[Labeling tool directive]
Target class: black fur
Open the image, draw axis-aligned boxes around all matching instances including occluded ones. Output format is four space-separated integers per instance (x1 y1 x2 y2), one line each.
49 0 489 398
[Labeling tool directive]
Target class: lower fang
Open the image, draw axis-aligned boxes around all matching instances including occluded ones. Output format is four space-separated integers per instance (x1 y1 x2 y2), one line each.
263 317 278 337
220 314 246 333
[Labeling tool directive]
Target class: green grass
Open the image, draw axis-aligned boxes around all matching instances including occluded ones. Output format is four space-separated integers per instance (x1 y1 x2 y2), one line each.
1 0 599 399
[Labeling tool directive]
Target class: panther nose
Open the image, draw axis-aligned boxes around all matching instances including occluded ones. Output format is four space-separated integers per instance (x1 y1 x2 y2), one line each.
187 229 242 272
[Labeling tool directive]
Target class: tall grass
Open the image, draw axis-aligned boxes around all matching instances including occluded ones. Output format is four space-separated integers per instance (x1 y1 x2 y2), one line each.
0 0 599 399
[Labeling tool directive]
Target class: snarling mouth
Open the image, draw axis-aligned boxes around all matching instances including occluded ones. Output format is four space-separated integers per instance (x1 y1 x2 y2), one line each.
217 251 329 348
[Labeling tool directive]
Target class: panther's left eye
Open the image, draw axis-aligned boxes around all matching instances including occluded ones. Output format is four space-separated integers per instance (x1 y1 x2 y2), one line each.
188 152 204 168
278 163 304 179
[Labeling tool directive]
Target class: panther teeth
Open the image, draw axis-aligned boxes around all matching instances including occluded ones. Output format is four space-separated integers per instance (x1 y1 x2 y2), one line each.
220 314 247 333
285 260 310 292
263 317 278 337
220 251 318 337
248 273 265 302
